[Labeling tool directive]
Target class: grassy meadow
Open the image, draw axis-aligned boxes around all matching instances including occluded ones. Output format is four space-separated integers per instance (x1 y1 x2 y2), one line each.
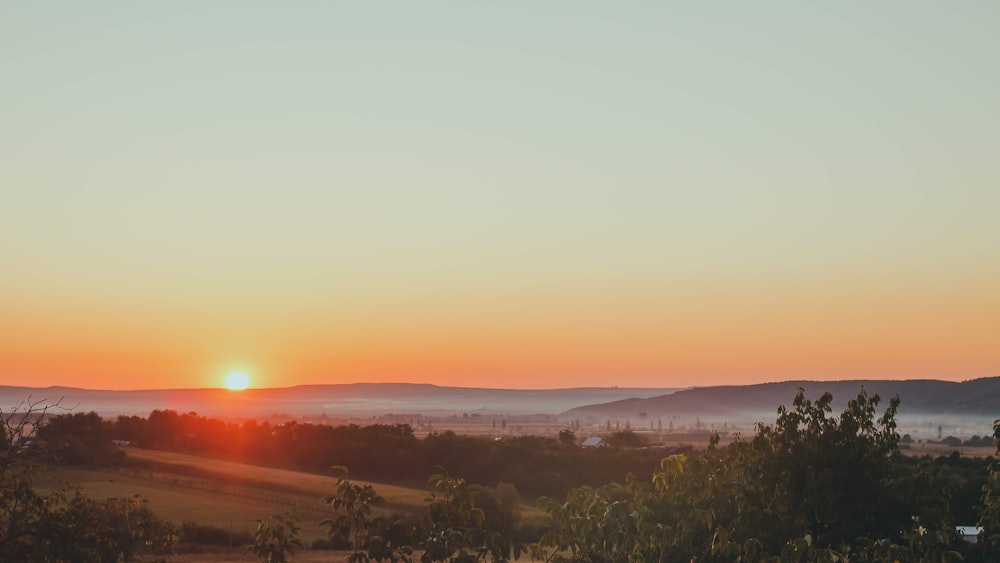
36 448 433 547
34 447 544 561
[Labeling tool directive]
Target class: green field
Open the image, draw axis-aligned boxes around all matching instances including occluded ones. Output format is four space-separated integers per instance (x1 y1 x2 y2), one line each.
36 447 543 556
36 448 430 546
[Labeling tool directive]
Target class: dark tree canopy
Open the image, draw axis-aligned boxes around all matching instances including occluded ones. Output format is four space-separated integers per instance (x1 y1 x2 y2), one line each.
537 388 970 562
1 400 174 562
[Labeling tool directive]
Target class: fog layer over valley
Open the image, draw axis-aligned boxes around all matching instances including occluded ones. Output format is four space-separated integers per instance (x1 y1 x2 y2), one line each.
4 378 999 440
0 383 677 419
562 378 1000 440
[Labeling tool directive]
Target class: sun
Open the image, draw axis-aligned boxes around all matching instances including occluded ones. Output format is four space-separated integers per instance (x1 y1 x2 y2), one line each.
224 371 251 391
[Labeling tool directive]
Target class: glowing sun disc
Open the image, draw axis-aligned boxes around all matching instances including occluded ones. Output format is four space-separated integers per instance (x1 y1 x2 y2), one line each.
225 371 250 391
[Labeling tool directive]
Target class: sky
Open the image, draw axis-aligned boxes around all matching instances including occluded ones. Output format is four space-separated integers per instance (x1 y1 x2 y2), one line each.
2 1 999 391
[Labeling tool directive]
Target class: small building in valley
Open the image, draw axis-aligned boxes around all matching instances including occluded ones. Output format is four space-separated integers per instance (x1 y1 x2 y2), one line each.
957 526 982 543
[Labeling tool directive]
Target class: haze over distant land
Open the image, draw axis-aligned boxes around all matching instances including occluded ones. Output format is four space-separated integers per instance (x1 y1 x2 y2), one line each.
563 377 1000 439
4 378 999 441
2 3 999 390
0 383 679 419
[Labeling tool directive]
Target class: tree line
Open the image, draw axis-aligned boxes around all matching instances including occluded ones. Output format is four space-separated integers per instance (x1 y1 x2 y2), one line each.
106 410 676 500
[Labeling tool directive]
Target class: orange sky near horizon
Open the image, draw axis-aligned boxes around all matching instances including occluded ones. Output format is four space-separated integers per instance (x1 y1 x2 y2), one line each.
3 268 997 390
2 3 999 391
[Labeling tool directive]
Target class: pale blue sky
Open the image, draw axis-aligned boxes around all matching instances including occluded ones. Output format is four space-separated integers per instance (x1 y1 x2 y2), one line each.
2 2 998 388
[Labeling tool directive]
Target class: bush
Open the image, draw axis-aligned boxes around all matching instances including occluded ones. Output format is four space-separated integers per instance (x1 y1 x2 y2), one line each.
311 537 352 550
178 521 252 547
2 400 178 562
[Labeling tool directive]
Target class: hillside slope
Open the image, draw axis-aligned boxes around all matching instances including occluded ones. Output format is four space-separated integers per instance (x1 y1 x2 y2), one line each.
562 377 1000 424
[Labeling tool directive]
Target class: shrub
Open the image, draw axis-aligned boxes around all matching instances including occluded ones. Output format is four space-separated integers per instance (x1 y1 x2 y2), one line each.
178 521 253 547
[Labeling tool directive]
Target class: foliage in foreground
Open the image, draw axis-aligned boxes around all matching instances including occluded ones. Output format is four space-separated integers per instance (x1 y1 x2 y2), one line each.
247 510 305 563
534 388 968 562
318 465 525 563
9 388 1000 562
1 399 176 563
310 388 993 563
976 419 1000 550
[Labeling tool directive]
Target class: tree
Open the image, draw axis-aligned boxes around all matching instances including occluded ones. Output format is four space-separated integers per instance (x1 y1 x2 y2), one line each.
247 510 303 563
1 398 175 562
1 398 52 558
557 430 576 446
942 436 962 447
322 466 413 563
320 466 524 563
37 411 121 466
536 388 965 562
420 467 487 563
730 388 905 552
979 420 1000 546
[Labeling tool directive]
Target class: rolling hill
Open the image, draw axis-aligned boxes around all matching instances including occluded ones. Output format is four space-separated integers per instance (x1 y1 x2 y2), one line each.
561 378 1000 436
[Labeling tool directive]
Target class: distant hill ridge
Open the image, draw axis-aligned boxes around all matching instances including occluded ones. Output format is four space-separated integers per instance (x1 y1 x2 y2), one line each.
561 377 1000 419
4 379 999 420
